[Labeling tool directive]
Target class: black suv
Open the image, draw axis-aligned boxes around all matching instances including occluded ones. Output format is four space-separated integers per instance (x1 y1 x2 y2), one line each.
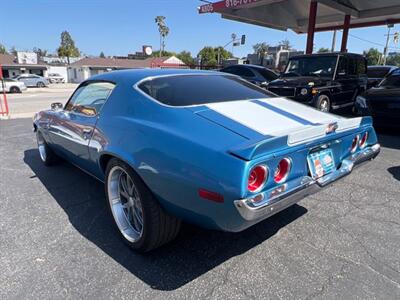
267 53 367 112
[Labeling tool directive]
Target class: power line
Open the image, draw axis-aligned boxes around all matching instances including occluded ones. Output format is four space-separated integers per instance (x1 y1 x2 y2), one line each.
345 32 399 50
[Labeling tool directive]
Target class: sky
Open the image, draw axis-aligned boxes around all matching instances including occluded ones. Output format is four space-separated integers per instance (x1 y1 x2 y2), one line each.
1 0 399 58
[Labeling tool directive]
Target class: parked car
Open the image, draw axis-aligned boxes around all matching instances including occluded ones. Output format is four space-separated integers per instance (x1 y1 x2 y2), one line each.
14 74 49 87
267 53 368 112
220 64 278 87
355 67 400 128
366 65 398 89
33 69 380 252
0 78 27 93
47 73 65 83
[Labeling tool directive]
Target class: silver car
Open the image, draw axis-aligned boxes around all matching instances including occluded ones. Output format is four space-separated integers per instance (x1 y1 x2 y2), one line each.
0 78 27 93
14 74 49 87
47 73 65 83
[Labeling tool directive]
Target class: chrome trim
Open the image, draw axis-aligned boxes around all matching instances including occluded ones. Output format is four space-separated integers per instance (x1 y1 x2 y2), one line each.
234 144 380 221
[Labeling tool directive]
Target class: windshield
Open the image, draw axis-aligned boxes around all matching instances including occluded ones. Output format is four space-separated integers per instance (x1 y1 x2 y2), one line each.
138 74 274 106
379 72 400 88
283 56 337 77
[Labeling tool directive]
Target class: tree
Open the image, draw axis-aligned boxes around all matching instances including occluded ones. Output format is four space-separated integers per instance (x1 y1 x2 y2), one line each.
317 47 330 53
99 51 105 58
363 48 382 65
0 43 8 54
386 53 400 66
9 46 17 57
33 47 48 58
214 46 233 64
176 51 195 66
198 47 217 66
279 39 291 49
155 16 170 57
57 31 80 64
197 46 233 66
253 42 269 66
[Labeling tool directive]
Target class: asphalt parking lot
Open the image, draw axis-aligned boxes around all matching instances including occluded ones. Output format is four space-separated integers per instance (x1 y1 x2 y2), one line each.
1 102 400 299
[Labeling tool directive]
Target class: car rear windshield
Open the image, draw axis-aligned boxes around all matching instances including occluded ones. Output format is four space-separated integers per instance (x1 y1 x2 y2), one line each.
367 68 390 78
137 74 273 106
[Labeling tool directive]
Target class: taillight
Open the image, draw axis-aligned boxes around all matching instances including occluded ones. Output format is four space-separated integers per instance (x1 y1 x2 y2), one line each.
351 135 360 153
274 158 291 183
359 132 368 149
248 165 267 193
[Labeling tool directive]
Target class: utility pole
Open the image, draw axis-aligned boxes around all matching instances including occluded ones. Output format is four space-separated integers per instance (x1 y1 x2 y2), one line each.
383 24 394 65
331 30 336 52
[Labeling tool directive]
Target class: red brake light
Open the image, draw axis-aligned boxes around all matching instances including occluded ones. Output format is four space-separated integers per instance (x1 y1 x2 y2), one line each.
359 132 368 149
274 158 291 183
198 189 224 203
248 165 267 193
351 135 360 153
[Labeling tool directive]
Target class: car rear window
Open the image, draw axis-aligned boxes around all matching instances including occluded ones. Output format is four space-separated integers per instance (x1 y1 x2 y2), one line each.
137 74 273 106
367 68 390 78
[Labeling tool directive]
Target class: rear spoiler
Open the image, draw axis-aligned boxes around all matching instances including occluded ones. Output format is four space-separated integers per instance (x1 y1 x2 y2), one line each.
229 116 373 161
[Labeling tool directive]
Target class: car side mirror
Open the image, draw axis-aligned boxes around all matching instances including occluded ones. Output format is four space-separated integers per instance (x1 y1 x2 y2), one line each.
51 102 63 110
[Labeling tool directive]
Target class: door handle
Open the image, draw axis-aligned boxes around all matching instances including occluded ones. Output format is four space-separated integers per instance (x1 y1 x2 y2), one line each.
82 128 93 140
83 128 92 134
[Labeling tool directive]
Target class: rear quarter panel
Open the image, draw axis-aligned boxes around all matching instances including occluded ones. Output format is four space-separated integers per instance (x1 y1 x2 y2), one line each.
91 83 249 230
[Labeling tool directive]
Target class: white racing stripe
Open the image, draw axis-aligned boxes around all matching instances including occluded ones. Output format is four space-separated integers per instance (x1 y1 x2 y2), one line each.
206 100 306 136
259 97 341 124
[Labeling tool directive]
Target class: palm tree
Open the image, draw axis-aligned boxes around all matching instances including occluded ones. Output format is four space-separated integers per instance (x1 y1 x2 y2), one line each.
155 16 170 57
253 42 269 66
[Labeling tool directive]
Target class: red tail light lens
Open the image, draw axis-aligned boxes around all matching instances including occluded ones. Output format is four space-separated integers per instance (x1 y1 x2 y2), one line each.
359 132 368 149
274 158 291 183
248 165 267 193
351 135 360 153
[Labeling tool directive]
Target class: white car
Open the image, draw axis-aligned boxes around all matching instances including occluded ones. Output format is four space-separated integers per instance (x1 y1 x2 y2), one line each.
47 73 65 83
0 78 27 93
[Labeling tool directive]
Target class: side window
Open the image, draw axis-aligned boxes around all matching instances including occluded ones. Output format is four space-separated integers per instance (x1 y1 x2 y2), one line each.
357 58 366 75
65 81 115 116
347 57 357 76
222 67 235 74
239 67 256 78
337 56 347 76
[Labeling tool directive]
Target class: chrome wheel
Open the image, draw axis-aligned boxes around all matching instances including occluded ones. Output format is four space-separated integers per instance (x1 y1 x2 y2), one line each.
107 166 144 242
36 133 47 162
317 96 330 112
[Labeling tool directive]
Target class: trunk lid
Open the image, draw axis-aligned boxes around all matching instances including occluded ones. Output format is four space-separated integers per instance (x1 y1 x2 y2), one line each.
192 98 366 160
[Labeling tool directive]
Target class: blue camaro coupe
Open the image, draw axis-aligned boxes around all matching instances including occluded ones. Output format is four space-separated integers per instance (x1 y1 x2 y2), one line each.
34 69 380 252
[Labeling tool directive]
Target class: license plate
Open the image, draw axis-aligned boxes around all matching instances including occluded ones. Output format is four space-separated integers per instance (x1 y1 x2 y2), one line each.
307 148 335 179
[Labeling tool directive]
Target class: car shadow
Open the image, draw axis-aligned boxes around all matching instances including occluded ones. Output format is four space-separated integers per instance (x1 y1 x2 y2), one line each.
24 149 307 291
388 166 400 181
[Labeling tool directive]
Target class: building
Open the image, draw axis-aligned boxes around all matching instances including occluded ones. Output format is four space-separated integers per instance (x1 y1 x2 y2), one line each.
247 45 303 71
68 56 187 83
0 53 48 78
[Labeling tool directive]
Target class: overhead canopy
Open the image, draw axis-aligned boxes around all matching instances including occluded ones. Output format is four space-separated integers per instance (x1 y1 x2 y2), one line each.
199 0 400 33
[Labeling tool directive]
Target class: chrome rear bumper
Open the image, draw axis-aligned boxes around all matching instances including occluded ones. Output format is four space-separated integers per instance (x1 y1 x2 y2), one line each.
234 143 380 221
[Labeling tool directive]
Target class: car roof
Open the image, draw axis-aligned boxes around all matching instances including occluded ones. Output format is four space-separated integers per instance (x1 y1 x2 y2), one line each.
367 65 398 70
88 68 220 85
290 52 364 59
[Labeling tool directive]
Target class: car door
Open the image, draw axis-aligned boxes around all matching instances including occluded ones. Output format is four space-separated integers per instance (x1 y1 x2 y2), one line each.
332 56 355 106
48 81 115 173
18 76 30 87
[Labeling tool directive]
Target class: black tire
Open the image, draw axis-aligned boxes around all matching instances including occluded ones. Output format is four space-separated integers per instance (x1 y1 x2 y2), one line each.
10 86 21 93
36 131 59 166
315 94 331 112
37 81 45 88
105 158 181 252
